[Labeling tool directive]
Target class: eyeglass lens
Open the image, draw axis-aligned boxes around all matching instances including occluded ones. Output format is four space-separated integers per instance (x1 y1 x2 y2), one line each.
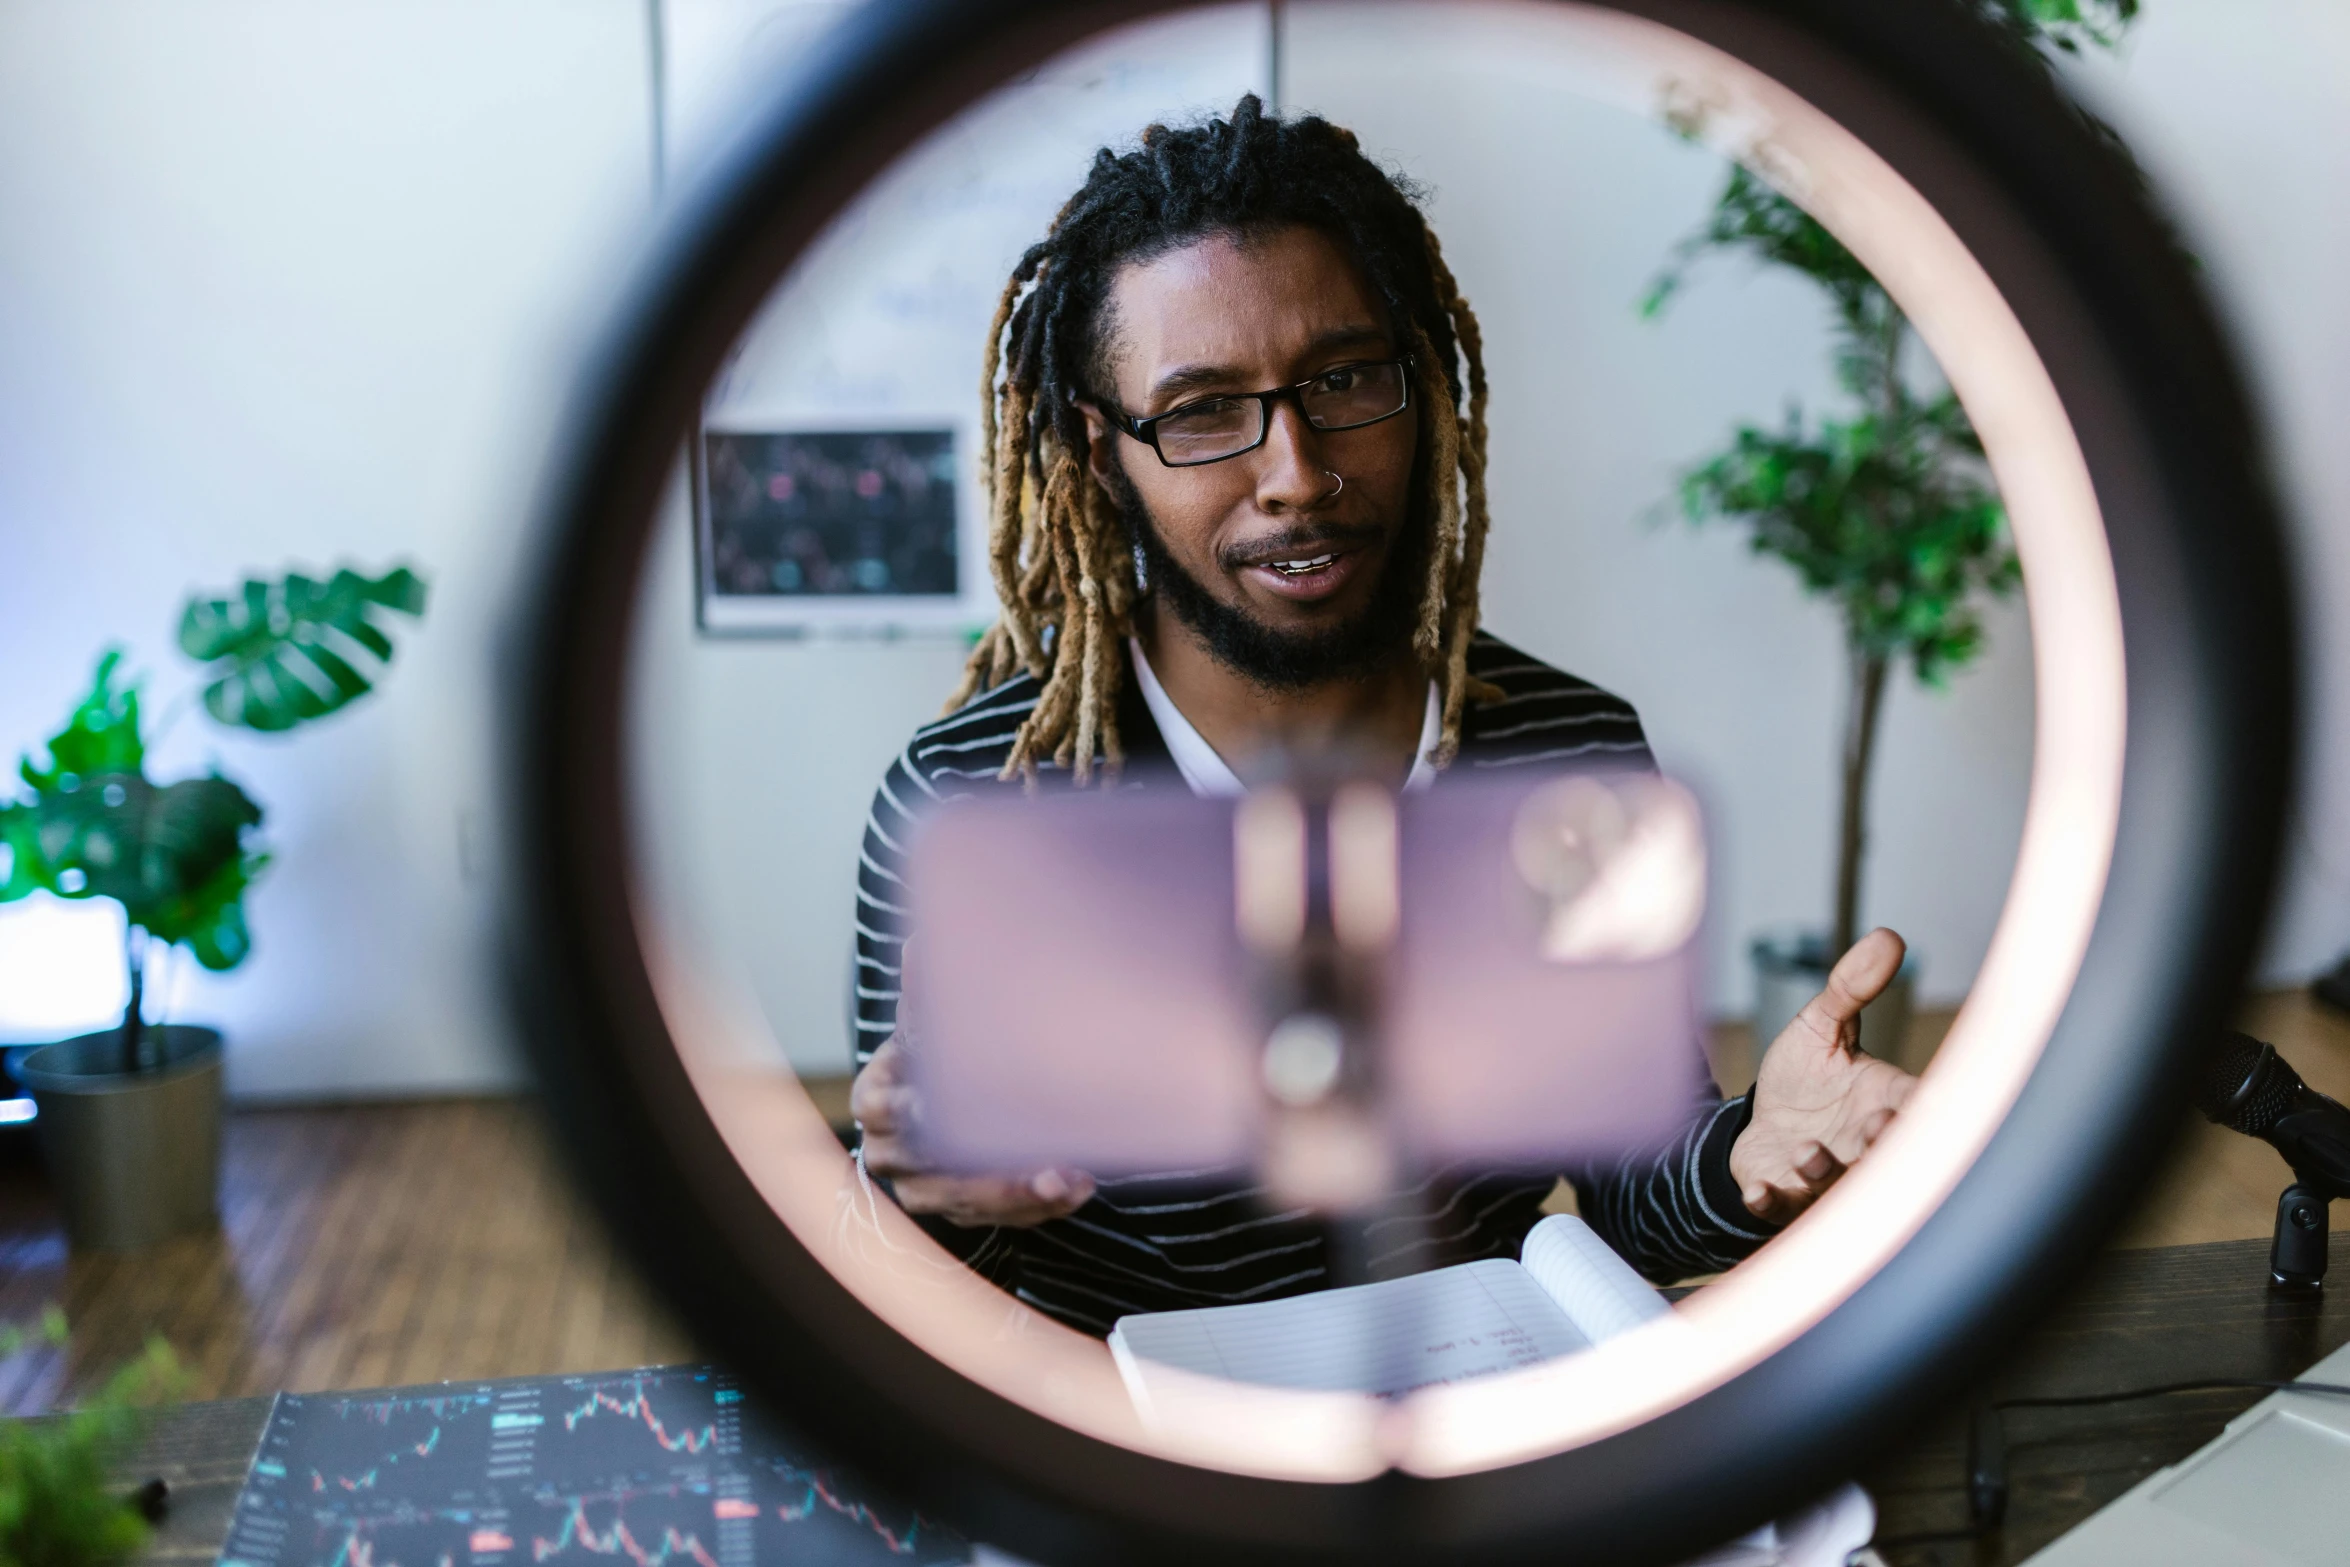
1155 361 1409 465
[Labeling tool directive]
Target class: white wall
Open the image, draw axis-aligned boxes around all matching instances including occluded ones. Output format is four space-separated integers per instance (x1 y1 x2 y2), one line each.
0 0 653 1094
0 0 2341 1096
2061 2 2350 983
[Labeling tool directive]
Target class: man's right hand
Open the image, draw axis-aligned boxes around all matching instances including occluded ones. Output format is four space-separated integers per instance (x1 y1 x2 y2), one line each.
850 1031 1097 1228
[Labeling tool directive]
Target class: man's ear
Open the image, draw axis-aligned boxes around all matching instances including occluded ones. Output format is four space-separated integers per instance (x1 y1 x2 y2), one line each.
1079 403 1123 495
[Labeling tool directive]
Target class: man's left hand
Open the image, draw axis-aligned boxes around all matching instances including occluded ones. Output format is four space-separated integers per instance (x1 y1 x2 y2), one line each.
1729 927 1918 1226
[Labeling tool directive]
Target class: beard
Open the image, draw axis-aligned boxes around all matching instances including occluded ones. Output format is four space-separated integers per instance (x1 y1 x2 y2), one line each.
1103 462 1430 693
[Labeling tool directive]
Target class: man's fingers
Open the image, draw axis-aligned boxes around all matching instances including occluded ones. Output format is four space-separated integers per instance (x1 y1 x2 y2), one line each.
851 1078 913 1140
1029 1168 1096 1208
850 1082 895 1138
1793 1139 1843 1187
1791 927 1907 1043
1743 1180 1805 1226
1741 1140 1851 1223
851 1032 935 1143
849 1038 904 1125
891 1174 1027 1224
893 1171 1094 1228
1831 1069 1914 1160
1827 927 1906 1012
858 1131 921 1183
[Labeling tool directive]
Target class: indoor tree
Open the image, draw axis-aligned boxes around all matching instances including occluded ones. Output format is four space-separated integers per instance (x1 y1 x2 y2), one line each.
1644 0 2138 959
0 568 428 1073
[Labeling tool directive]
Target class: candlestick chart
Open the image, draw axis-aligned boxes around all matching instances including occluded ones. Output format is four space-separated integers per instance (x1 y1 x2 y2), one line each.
297 1389 496 1498
219 1368 969 1567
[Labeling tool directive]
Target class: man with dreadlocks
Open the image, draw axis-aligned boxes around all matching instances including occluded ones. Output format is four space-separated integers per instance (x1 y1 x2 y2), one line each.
848 95 1915 1336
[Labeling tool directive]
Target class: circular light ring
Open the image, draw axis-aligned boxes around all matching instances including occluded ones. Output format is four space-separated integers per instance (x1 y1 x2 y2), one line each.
645 0 2131 1483
508 0 2295 1560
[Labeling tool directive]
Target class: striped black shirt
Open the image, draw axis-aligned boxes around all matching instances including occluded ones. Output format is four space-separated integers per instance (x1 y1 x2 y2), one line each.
852 631 1775 1335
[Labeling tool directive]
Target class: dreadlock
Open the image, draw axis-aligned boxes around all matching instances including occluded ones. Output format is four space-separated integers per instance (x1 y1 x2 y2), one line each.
946 93 1500 782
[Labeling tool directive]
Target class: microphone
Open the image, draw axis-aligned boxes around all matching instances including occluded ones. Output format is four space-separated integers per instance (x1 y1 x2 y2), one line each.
2195 1032 2350 1287
2195 1034 2350 1190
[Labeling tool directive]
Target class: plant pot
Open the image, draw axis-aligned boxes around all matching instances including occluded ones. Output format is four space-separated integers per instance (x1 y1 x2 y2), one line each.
1750 933 1916 1068
16 1025 223 1250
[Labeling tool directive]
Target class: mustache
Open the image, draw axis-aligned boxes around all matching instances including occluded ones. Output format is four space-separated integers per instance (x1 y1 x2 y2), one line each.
1219 520 1388 572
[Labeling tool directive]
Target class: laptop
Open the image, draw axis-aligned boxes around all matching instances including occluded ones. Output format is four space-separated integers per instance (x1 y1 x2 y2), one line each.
2020 1338 2350 1566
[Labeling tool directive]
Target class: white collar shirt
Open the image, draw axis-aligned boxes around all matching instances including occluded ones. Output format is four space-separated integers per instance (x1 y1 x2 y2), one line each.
1126 635 1441 799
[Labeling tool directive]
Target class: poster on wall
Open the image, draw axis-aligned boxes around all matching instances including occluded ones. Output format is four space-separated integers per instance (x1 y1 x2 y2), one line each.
696 427 975 634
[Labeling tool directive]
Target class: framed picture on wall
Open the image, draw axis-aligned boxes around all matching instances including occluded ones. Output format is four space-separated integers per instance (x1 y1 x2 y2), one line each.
694 426 985 634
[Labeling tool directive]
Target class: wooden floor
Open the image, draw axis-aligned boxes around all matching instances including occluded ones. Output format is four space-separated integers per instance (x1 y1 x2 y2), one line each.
2 990 2345 1417
0 1100 691 1417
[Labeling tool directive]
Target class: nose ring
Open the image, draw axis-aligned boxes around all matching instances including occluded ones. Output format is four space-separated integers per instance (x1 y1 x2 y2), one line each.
1322 470 1345 501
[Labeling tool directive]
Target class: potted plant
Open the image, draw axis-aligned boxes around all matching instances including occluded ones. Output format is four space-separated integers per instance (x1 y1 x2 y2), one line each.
0 566 426 1248
1644 1 2136 1062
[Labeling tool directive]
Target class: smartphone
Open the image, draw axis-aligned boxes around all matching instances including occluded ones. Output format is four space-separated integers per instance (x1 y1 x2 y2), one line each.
900 768 1711 1176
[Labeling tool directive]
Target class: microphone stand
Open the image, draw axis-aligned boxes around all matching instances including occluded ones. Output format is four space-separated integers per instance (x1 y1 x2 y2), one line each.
2270 1181 2334 1290
2256 1090 2350 1289
2199 1035 2350 1291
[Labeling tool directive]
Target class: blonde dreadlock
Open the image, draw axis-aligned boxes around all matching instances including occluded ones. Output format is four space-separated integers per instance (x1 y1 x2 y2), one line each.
941 94 1497 781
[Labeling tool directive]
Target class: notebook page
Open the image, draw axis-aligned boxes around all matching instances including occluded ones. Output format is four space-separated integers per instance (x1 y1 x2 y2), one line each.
1112 1260 1589 1398
1518 1213 1674 1344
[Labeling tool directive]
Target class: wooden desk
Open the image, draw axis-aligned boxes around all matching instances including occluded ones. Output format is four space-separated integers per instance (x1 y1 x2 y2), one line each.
103 1234 2350 1567
114 1395 269 1566
1864 1231 2350 1564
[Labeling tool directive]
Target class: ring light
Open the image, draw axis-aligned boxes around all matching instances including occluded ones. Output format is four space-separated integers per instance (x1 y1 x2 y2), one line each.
506 1 2296 1561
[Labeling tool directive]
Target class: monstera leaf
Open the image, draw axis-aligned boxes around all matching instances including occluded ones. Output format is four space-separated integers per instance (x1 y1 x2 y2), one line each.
19 651 143 794
0 772 266 970
179 566 428 733
0 563 427 1023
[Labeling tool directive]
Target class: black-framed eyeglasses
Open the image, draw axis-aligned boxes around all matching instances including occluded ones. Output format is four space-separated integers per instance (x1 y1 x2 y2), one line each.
1103 356 1414 467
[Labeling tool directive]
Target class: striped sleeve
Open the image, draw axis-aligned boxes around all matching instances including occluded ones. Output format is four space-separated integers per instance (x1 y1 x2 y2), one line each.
850 748 927 1066
848 677 1046 1290
1566 1092 1778 1281
851 678 1041 1067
